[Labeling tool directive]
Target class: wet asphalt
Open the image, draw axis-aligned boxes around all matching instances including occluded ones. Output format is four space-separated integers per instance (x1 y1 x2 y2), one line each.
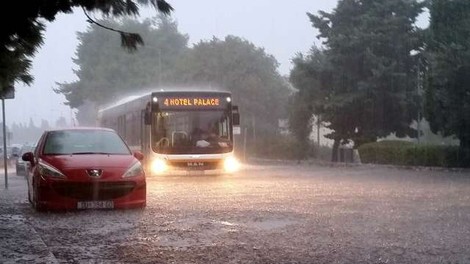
1 162 470 264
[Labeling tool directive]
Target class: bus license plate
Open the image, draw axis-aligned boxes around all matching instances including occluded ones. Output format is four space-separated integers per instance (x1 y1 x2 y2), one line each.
188 170 204 175
77 201 114 209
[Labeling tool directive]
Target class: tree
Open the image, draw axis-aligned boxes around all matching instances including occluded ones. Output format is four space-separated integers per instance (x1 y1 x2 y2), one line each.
40 119 50 130
302 0 425 161
180 36 291 136
287 93 313 160
55 116 68 128
55 16 189 124
0 0 173 92
10 120 47 144
289 47 329 159
425 0 470 166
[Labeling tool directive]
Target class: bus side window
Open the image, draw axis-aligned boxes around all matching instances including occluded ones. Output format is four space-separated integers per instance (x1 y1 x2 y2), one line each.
232 105 240 126
144 111 151 125
144 103 152 125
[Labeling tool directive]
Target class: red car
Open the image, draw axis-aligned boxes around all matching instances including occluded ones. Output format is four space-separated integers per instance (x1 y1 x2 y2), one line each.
22 127 146 211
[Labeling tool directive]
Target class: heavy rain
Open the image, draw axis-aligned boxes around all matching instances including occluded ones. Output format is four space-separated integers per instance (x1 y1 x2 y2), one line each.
1 0 470 263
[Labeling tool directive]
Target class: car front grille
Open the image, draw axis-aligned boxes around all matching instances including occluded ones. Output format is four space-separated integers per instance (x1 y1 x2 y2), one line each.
51 181 136 200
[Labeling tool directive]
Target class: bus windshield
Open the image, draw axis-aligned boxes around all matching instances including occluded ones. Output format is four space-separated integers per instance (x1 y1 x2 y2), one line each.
151 110 232 154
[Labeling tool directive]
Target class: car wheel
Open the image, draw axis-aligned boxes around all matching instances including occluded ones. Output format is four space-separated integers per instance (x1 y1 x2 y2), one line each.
28 192 32 205
32 180 45 212
27 181 33 205
26 175 31 204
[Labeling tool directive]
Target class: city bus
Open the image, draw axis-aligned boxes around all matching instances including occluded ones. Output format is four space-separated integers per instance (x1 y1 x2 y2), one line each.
97 90 241 175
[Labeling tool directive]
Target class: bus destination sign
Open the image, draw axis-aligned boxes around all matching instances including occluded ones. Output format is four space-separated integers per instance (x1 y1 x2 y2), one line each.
158 96 228 110
164 97 220 107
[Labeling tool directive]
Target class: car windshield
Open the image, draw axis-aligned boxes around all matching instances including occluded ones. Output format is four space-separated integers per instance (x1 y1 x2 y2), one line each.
43 130 131 155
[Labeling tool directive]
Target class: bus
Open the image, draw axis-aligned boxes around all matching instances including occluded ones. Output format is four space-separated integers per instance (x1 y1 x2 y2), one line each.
97 90 241 175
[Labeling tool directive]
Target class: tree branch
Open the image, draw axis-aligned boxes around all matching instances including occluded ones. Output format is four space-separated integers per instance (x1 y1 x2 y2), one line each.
82 7 143 51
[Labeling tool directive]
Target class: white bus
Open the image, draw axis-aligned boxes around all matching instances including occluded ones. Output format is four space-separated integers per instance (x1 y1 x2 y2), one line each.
97 90 241 175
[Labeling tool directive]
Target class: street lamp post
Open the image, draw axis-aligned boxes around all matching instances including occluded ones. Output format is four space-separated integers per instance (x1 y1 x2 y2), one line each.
410 50 423 144
1 85 14 189
2 98 7 189
416 58 423 144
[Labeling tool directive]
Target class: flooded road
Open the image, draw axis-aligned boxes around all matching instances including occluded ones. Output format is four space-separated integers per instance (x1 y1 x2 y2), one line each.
4 163 470 263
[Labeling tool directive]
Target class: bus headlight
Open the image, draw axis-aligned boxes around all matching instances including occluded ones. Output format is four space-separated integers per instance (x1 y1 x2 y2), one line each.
223 156 240 173
151 159 167 174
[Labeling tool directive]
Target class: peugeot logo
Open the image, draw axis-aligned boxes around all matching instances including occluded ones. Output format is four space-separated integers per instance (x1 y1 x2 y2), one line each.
87 169 103 178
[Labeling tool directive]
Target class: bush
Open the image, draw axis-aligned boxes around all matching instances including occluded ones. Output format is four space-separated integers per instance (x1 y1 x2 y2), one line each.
358 140 413 165
236 134 323 160
313 144 333 161
251 135 301 160
358 140 462 167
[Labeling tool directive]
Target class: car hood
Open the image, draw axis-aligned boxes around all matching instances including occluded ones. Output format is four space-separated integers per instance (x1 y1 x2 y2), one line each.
41 154 137 170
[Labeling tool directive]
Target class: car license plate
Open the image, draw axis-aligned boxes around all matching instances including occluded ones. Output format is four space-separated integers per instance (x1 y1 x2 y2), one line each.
77 201 114 209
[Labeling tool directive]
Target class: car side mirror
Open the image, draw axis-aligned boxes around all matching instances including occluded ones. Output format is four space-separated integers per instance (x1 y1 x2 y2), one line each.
22 152 35 166
133 151 144 161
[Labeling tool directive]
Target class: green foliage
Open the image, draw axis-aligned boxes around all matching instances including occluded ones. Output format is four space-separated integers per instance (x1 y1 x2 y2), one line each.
358 140 414 165
289 48 328 159
316 144 333 161
294 0 426 161
10 118 50 144
0 14 44 90
248 135 308 160
180 36 291 135
241 134 331 161
55 16 189 124
56 22 290 129
358 140 463 167
287 93 313 159
425 0 470 164
291 0 425 161
0 0 173 93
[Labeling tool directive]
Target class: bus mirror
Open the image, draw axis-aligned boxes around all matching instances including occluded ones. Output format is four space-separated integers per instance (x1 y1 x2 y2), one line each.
233 113 240 126
144 112 151 125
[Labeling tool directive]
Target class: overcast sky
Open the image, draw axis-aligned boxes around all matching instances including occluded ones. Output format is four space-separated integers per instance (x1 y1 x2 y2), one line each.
4 0 427 129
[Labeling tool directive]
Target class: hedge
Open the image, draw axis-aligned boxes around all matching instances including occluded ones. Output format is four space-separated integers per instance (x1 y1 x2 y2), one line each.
358 140 462 168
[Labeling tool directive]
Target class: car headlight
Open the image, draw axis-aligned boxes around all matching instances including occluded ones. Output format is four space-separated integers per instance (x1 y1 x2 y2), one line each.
223 156 240 173
123 162 144 178
38 161 65 178
151 159 167 174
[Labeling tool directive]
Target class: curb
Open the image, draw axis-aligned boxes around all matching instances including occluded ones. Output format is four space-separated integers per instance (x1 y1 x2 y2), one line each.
0 214 59 264
0 172 59 264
